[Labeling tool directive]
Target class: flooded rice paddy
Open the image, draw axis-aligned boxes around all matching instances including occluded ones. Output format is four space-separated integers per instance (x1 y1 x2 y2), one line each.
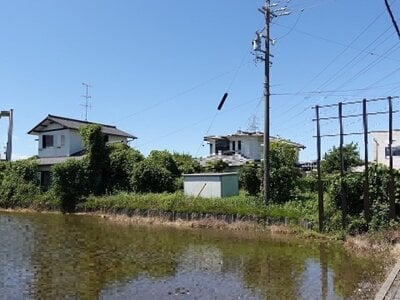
0 211 388 299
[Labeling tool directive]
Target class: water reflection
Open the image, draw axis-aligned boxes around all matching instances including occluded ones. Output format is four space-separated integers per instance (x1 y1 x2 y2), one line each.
0 212 387 299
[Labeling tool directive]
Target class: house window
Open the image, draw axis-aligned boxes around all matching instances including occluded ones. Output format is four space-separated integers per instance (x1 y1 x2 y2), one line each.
385 146 400 157
42 135 54 148
238 141 241 151
60 135 65 147
104 135 109 143
215 139 229 154
232 141 236 151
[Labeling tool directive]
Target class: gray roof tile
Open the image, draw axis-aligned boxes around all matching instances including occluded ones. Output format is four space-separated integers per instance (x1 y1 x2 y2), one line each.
28 114 136 139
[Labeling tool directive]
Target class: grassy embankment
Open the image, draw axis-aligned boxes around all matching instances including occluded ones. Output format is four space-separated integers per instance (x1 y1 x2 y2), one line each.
3 190 400 252
0 190 318 229
77 192 314 228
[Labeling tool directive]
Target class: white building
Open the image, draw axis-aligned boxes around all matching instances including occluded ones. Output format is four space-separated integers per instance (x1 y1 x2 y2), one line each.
28 114 136 188
202 130 305 167
371 130 400 169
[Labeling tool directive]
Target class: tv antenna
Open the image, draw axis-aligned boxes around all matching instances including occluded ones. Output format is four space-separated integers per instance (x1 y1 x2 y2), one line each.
81 82 92 121
247 115 259 132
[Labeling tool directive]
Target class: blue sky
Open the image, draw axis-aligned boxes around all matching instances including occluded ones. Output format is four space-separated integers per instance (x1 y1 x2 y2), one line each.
0 0 399 161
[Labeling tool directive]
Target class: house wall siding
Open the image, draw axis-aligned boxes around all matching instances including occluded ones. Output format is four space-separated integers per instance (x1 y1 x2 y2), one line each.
38 128 70 158
69 130 84 156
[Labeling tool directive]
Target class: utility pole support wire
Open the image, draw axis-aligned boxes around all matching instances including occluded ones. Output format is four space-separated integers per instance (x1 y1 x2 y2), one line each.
384 0 400 38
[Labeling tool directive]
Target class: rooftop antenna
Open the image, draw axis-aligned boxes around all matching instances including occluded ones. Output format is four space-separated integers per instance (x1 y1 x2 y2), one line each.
81 82 92 121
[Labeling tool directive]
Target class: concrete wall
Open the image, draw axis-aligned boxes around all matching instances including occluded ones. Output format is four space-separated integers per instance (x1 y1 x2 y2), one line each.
238 136 262 160
183 173 239 198
372 131 400 169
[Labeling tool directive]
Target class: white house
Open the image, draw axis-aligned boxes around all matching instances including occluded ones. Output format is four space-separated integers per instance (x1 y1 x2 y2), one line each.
202 130 305 167
371 130 400 169
28 114 136 188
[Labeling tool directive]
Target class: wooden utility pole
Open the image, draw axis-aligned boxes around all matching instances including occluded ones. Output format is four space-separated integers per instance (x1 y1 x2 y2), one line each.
315 105 324 232
362 99 370 223
263 2 271 205
388 96 396 219
338 102 347 229
252 1 290 205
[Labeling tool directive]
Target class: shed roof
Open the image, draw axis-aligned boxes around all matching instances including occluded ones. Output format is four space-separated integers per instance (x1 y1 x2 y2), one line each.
28 114 136 139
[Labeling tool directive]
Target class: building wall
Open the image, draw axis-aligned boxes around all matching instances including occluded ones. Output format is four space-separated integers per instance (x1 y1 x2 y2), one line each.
221 174 239 197
37 127 130 158
237 136 262 160
38 125 70 158
184 175 222 198
183 173 239 198
68 130 84 156
372 131 400 169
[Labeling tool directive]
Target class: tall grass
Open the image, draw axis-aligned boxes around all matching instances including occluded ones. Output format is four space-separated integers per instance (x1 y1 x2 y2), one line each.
78 192 304 222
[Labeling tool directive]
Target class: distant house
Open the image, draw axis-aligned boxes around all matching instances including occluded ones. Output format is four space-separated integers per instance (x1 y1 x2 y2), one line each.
201 130 305 167
371 130 400 169
28 114 136 188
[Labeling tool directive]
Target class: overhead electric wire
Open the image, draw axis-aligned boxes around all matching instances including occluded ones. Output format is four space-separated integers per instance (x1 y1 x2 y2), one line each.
330 43 400 97
195 51 249 156
312 28 395 93
272 22 400 63
275 9 303 40
273 2 398 125
141 95 261 149
115 60 252 123
271 81 400 96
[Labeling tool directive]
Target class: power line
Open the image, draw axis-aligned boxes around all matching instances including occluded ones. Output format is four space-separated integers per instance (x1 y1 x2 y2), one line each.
115 61 252 123
311 28 395 93
271 81 400 96
139 95 261 149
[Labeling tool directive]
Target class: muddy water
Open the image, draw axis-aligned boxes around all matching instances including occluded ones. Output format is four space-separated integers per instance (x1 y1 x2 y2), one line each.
0 211 387 299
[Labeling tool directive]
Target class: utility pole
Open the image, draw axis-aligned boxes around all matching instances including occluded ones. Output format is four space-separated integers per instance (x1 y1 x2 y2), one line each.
0 109 13 161
252 1 291 205
81 82 92 121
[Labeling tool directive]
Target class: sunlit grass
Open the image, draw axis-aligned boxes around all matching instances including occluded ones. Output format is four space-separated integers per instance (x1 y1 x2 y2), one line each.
78 191 304 222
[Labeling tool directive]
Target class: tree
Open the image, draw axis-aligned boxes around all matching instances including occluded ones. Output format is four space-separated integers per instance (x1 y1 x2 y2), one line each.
147 150 180 178
79 124 109 195
321 143 362 174
0 159 40 208
108 143 144 192
172 152 202 174
204 160 228 173
239 163 261 196
51 159 89 212
268 141 301 203
131 160 175 193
